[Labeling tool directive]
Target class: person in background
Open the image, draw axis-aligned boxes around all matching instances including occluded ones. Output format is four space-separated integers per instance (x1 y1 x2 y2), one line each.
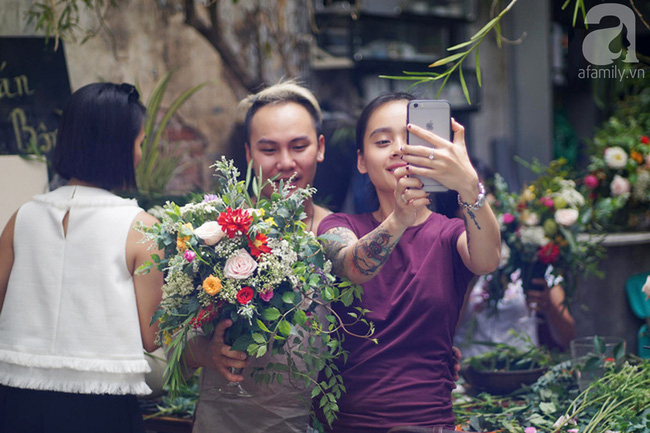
0 82 164 433
446 161 575 357
315 92 501 433
455 270 575 358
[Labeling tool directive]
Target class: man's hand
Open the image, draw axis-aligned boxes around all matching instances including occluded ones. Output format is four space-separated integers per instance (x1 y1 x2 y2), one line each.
205 319 249 382
452 346 462 384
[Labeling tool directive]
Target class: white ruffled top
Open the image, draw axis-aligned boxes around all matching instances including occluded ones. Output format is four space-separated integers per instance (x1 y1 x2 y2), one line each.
0 185 152 395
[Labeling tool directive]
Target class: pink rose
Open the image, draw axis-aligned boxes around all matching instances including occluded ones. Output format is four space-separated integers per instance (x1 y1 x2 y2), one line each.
525 428 537 433
194 221 225 246
184 250 196 263
584 174 599 190
610 174 630 196
540 196 554 208
224 248 258 279
259 290 274 302
503 213 515 224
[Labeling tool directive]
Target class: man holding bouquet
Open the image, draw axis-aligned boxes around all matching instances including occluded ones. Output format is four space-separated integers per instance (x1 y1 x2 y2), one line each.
184 81 330 433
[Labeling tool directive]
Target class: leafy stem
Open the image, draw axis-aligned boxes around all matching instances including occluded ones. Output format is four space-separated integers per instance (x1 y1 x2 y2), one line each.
380 0 520 105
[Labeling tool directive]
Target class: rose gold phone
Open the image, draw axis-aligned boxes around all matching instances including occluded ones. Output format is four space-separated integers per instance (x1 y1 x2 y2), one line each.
407 100 451 192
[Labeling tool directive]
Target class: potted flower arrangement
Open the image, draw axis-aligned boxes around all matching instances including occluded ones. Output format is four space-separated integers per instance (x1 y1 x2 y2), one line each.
582 87 650 232
137 158 375 427
485 159 604 310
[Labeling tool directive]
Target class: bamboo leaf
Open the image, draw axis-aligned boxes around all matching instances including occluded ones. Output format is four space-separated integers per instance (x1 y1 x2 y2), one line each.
475 46 482 87
459 67 471 105
429 51 466 68
448 39 476 51
470 16 500 41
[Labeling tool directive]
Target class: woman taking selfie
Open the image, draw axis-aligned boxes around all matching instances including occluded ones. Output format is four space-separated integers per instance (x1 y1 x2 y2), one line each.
0 83 163 433
315 93 501 433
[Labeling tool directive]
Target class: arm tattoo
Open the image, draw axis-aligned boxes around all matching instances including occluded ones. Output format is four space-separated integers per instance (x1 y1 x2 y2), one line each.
352 229 400 276
462 213 472 250
322 227 357 277
463 208 481 230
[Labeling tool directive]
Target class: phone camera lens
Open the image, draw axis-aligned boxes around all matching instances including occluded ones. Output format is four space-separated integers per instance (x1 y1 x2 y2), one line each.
414 103 419 108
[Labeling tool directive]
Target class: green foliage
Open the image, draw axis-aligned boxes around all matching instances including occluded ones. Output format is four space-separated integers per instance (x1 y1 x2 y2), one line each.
26 0 118 49
485 159 605 311
455 357 650 432
380 0 520 105
581 85 650 232
465 338 552 372
137 158 375 428
136 72 208 195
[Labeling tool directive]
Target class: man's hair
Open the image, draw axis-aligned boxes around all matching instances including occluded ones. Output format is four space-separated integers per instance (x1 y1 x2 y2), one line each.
240 80 323 143
51 82 146 191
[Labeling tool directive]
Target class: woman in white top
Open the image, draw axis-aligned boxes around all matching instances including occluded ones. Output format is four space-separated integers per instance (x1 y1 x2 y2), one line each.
0 82 164 433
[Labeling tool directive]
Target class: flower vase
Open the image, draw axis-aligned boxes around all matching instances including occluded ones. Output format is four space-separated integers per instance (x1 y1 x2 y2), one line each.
521 261 547 293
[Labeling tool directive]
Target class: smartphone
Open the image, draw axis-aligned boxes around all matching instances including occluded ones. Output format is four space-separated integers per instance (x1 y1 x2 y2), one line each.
407 100 451 192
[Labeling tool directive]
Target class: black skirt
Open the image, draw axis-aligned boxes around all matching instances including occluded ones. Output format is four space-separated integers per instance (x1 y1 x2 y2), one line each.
0 385 145 433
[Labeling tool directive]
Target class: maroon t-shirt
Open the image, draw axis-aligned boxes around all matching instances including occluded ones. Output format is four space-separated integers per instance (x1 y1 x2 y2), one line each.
316 212 474 433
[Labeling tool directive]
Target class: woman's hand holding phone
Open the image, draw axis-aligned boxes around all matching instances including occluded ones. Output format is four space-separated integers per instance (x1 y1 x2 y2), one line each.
403 119 479 200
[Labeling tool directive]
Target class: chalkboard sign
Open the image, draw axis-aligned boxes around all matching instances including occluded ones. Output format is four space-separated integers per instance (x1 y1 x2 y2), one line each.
0 37 71 156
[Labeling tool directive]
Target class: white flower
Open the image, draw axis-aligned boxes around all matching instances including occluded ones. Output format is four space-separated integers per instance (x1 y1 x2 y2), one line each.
604 146 628 169
224 249 258 279
553 415 567 429
519 226 549 247
553 415 577 429
194 221 225 246
521 210 540 226
558 187 585 208
499 241 511 268
610 174 631 196
555 208 579 226
643 276 650 300
556 178 576 189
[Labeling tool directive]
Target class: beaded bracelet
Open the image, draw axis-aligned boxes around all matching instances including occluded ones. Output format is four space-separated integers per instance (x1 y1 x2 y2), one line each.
458 182 486 229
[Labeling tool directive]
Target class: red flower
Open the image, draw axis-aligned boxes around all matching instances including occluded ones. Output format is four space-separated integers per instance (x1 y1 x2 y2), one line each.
641 135 649 145
538 242 560 264
236 286 254 305
247 232 272 257
217 207 252 238
189 304 220 329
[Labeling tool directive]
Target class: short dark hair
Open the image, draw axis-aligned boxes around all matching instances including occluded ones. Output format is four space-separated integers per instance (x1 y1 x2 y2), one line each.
240 81 323 144
356 92 415 154
52 82 146 191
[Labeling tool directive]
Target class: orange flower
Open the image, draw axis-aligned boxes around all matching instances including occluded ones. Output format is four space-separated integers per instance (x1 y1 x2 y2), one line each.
176 238 188 252
176 223 193 251
631 150 644 164
202 275 222 295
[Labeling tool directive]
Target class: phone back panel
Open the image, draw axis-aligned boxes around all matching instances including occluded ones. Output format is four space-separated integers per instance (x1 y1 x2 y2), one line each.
407 100 451 192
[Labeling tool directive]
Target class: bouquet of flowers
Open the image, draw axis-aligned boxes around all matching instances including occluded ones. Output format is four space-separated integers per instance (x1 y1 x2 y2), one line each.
582 87 650 231
138 158 374 427
484 159 604 310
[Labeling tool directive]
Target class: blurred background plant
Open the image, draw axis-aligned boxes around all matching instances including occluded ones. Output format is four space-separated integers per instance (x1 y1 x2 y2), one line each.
581 83 650 232
485 159 605 311
136 72 207 197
